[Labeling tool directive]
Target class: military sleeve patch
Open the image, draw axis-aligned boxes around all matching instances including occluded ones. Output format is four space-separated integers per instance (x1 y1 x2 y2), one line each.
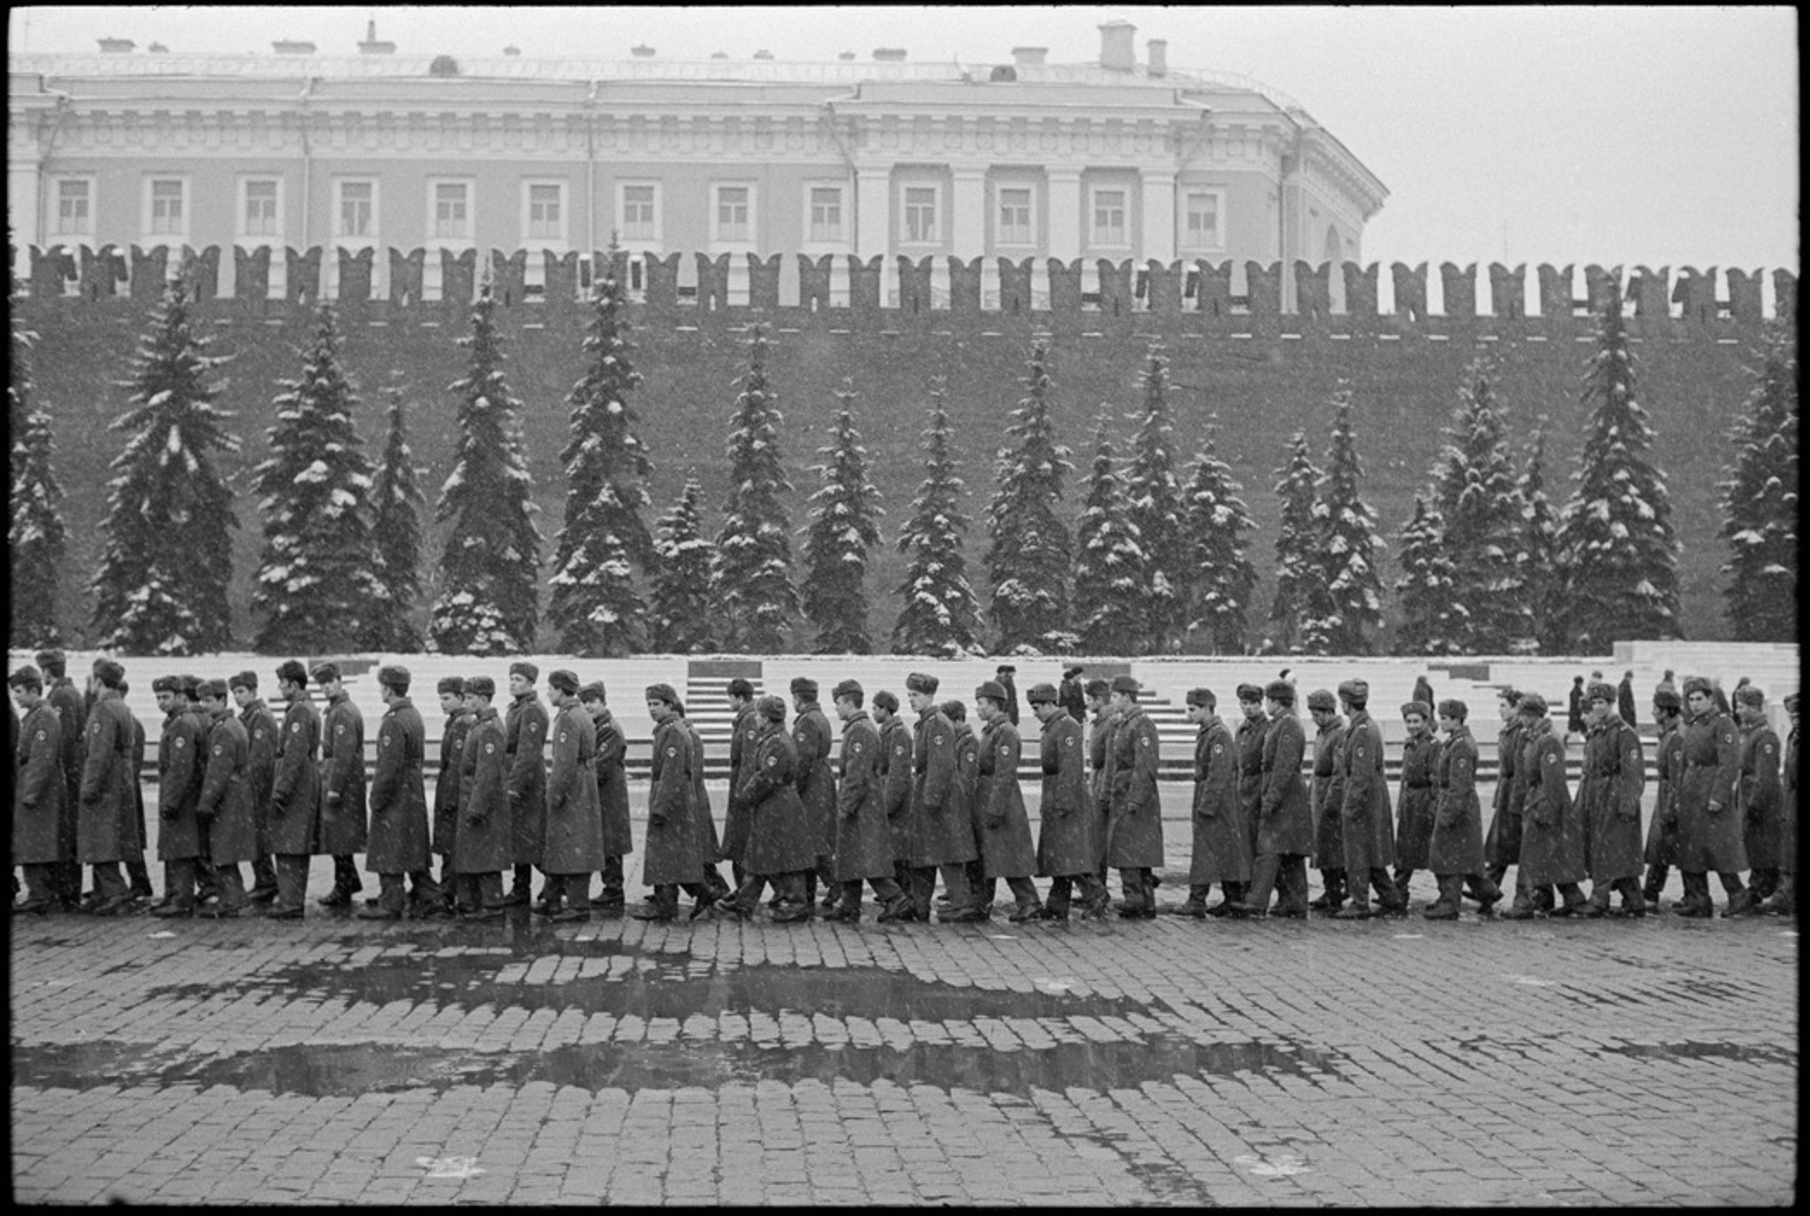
559 732 568 743
175 738 186 749
531 722 542 735
335 724 345 735
853 742 863 753
934 734 946 745
212 744 222 755
1138 736 1150 747
36 730 47 741
666 746 678 757
1064 737 1076 747
1722 732 1735 743
1213 744 1224 755
291 722 301 733
1764 744 1775 755
1544 753 1557 765
485 743 495 754
766 755 778 768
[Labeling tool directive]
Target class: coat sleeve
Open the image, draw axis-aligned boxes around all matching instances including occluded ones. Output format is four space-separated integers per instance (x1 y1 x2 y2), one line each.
1617 726 1644 820
648 723 686 823
986 727 1020 823
324 706 359 801
79 706 114 806
1203 726 1236 814
509 704 548 800
548 710 579 811
1339 722 1374 817
197 721 231 817
1439 738 1476 825
369 714 402 812
1709 717 1740 812
17 710 61 809
1749 729 1782 815
883 727 912 816
459 727 484 819
271 708 299 808
1262 718 1305 816
161 722 196 818
794 715 828 793
920 721 953 813
837 727 873 817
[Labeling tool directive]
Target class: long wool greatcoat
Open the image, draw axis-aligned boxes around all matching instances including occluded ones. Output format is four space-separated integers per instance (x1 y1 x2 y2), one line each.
684 719 723 866
1395 731 1440 871
1644 722 1683 868
78 694 136 864
913 709 975 866
365 697 431 875
1236 713 1269 859
1578 718 1644 882
1738 722 1783 870
738 722 818 877
878 716 917 866
13 702 65 865
1484 719 1526 869
833 712 894 882
720 703 761 864
127 712 148 855
1036 712 1093 878
1189 715 1250 885
1310 718 1346 871
454 708 513 874
643 717 699 885
1428 726 1485 875
505 694 550 867
432 707 474 859
156 707 205 862
792 703 837 862
1088 707 1121 845
592 709 634 858
199 708 257 865
1106 707 1164 868
975 718 1038 879
543 703 606 875
1516 720 1584 885
1781 725 1798 877
317 692 368 856
1339 710 1396 873
268 696 321 856
1257 711 1314 857
47 678 85 867
1674 709 1746 874
952 722 981 854
239 699 279 858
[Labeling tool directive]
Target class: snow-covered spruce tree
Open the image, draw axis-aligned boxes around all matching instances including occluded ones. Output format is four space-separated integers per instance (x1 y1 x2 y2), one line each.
548 259 654 656
649 478 718 654
1314 386 1387 655
1554 281 1681 646
985 342 1075 654
1269 431 1330 655
90 277 241 655
1180 421 1259 655
712 326 799 653
366 388 427 652
800 384 883 654
1718 322 1798 641
891 384 983 657
1393 494 1464 655
1430 358 1527 651
249 303 384 654
1072 412 1150 654
1123 345 1188 653
1516 421 1565 654
426 284 544 655
11 407 67 648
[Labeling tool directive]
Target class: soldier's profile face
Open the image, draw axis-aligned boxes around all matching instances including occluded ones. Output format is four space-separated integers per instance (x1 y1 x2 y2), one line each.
155 691 177 714
1686 690 1712 715
1404 713 1427 732
907 690 934 713
647 698 671 722
1438 713 1461 733
10 685 34 709
231 685 254 708
439 692 462 713
463 693 485 712
1033 700 1060 722
508 673 533 698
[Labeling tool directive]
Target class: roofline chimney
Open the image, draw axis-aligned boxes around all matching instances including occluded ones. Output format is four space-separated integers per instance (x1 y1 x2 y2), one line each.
1147 38 1167 78
1098 20 1135 71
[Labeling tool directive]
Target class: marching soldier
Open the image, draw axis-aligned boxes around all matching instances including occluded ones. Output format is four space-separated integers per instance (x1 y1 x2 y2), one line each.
826 679 909 922
195 679 256 918
715 695 817 922
1059 665 1087 724
873 690 918 912
1501 694 1588 918
1305 689 1348 915
579 682 633 917
10 666 66 914
1105 675 1163 918
1759 693 1797 916
788 678 838 911
722 677 761 888
113 673 156 903
676 700 733 905
229 672 281 905
313 663 368 909
77 660 140 915
151 674 206 917
635 683 706 922
503 661 550 908
359 665 432 920
1173 687 1249 918
1730 685 1782 915
266 661 321 919
430 677 474 917
1393 701 1439 905
1336 680 1404 918
1235 679 1312 918
1028 683 1107 920
180 675 222 907
1482 688 1533 909
1641 687 1685 908
1579 681 1646 917
972 681 1043 923
1671 676 1747 917
538 670 604 921
995 664 1021 726
906 672 974 922
1423 699 1493 919
37 650 86 909
1233 683 1270 904
1084 678 1118 891
943 699 984 918
453 676 512 920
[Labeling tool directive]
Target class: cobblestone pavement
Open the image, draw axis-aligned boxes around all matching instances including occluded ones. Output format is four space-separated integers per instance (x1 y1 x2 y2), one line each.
11 783 1799 1206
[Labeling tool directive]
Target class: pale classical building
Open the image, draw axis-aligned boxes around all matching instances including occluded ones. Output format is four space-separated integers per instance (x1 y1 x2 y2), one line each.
8 20 1387 307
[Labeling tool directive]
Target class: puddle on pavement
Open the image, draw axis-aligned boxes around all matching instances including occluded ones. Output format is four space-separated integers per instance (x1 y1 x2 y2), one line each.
14 1031 1342 1100
1601 1039 1796 1066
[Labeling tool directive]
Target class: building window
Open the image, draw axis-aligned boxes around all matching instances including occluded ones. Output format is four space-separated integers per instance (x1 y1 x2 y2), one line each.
1091 187 1127 246
808 186 844 243
149 178 186 235
432 181 471 240
1183 190 1225 250
53 178 94 237
336 180 376 240
240 179 280 238
620 182 660 242
714 184 751 242
902 186 938 244
998 186 1034 246
526 182 565 241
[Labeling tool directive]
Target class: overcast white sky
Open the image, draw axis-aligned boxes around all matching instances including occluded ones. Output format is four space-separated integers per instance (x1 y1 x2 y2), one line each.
12 5 1799 273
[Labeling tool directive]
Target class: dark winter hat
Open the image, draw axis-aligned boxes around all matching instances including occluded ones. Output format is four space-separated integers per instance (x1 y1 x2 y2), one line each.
466 676 496 698
228 670 258 692
179 675 204 698
509 661 539 682
1437 698 1468 721
1401 701 1431 720
200 678 230 700
378 664 411 692
1586 682 1616 705
152 675 181 694
1026 683 1059 705
941 700 966 722
905 671 939 694
578 681 608 703
1233 683 1263 703
1264 679 1296 706
1337 679 1368 703
8 666 43 691
1517 693 1549 717
644 682 680 707
872 690 900 713
1496 686 1522 706
309 661 340 684
790 677 819 699
757 694 787 722
1110 675 1140 695
974 680 1007 704
1681 676 1714 699
1306 689 1336 712
34 649 66 676
1084 679 1112 699
1651 688 1682 713
832 679 863 703
1732 685 1765 709
1784 693 1800 713
437 676 466 696
93 658 126 689
276 660 308 686
1063 665 1084 679
726 677 755 699
1572 675 1585 685
1186 687 1216 709
547 669 580 695
996 664 1016 675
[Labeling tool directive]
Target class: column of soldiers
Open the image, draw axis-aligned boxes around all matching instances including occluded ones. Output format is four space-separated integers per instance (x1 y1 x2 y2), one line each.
11 653 1799 924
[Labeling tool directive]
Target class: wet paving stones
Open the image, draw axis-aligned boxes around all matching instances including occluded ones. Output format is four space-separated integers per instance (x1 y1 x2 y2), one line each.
10 909 1798 1205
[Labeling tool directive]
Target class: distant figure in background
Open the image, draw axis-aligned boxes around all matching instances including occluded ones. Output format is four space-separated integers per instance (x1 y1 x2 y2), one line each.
995 665 1020 726
1412 674 1435 714
1059 666 1087 724
1617 671 1638 729
1656 669 1677 699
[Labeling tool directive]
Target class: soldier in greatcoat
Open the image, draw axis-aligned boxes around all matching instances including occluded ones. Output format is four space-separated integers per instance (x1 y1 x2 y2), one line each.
229 671 280 905
1729 685 1783 915
181 675 223 907
825 679 908 922
1393 701 1439 906
971 681 1043 922
1084 679 1119 891
1026 683 1105 920
995 665 1021 726
10 666 66 914
1335 679 1404 918
358 665 433 920
76 659 139 914
905 672 974 922
1500 694 1589 918
1423 699 1493 919
715 695 816 922
36 650 86 908
676 702 733 906
1305 689 1347 914
1059 665 1087 724
1759 692 1797 916
313 662 368 909
151 674 206 917
1234 684 1270 886
266 660 321 919
721 677 761 888
1104 675 1163 918
787 677 838 910
1173 687 1249 918
113 673 155 902
1483 688 1533 908
430 676 474 917
536 670 604 922
1578 681 1647 917
579 681 633 917
943 699 986 920
194 679 256 918
453 676 512 919
503 661 550 907
634 683 706 921
1670 676 1748 917
873 690 918 910
1641 687 1685 908
1235 679 1313 918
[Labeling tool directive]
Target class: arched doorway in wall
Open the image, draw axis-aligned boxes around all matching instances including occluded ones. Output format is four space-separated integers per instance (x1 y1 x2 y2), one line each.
1324 225 1345 313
